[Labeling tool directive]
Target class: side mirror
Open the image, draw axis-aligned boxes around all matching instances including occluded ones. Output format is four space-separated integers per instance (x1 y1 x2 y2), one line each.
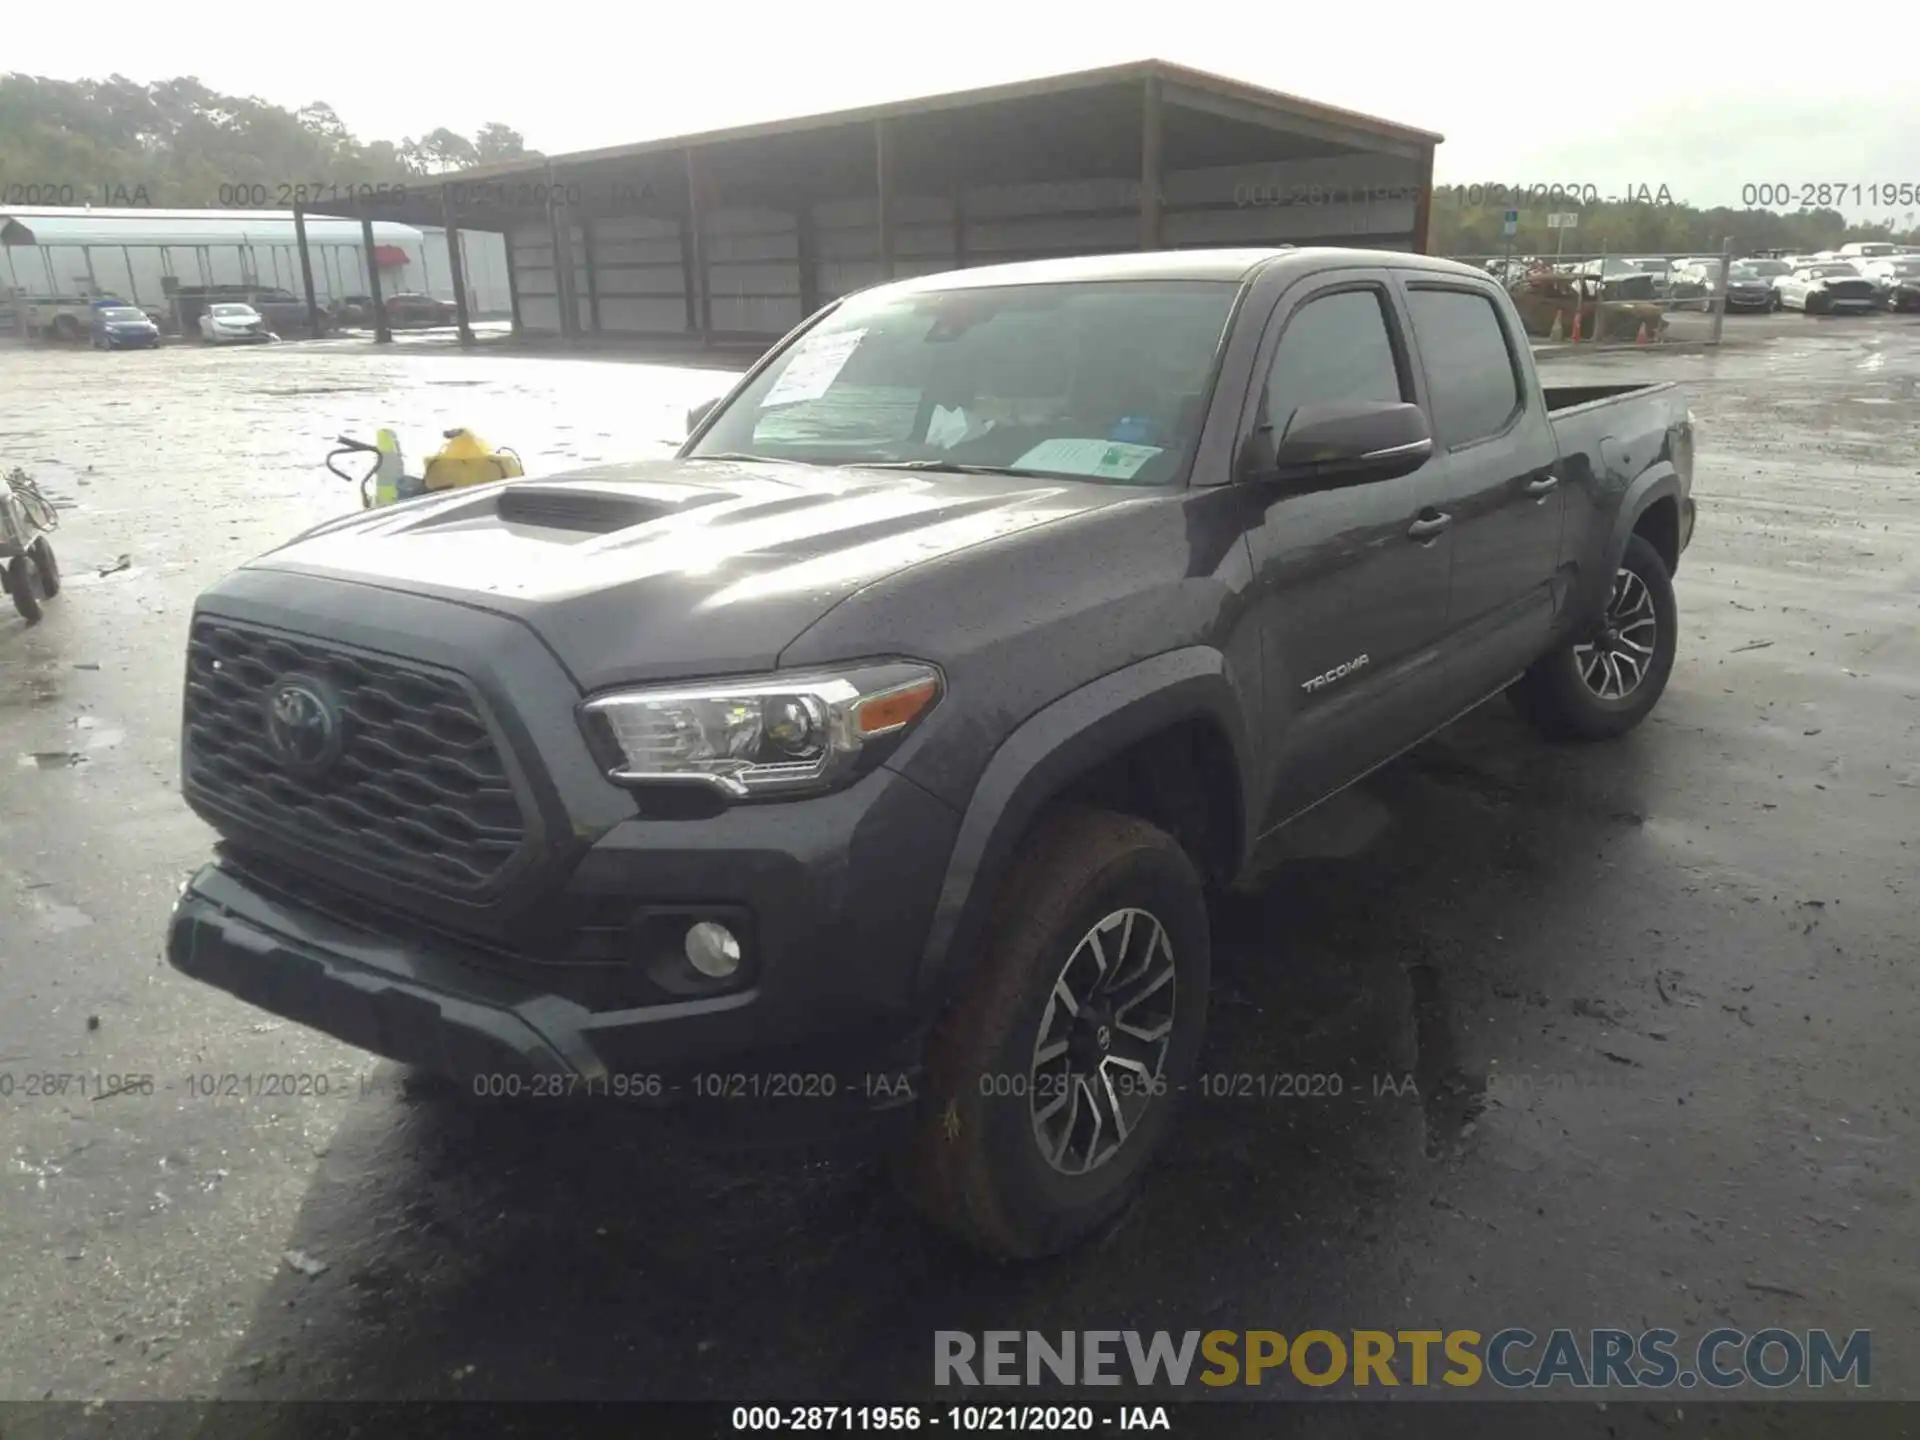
1259 401 1434 488
686 397 720 436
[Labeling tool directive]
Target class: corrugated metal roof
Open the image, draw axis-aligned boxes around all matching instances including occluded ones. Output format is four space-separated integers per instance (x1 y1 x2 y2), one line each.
0 208 423 247
438 58 1444 184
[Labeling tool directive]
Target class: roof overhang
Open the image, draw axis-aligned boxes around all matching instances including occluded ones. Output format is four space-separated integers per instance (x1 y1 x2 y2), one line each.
307 59 1441 231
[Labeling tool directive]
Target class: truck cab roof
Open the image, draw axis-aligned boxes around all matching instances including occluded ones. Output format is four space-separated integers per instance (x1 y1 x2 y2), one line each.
861 247 1495 294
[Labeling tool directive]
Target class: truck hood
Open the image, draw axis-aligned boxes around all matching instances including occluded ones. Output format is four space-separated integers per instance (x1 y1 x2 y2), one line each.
246 456 1137 691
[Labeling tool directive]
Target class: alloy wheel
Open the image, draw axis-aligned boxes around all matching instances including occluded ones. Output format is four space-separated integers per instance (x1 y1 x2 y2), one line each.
1573 566 1658 700
1029 907 1177 1176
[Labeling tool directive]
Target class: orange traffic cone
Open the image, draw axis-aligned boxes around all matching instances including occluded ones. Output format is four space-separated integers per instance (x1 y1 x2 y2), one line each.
1570 308 1583 342
1635 321 1650 344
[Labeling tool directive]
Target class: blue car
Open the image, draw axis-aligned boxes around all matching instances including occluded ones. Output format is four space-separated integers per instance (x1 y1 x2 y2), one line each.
90 304 162 350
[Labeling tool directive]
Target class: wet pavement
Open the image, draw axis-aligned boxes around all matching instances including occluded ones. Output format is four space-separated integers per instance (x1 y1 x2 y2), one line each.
1 314 1917 1423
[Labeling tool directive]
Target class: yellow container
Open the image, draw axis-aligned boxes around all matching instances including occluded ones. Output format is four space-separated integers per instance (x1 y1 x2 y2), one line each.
422 428 524 491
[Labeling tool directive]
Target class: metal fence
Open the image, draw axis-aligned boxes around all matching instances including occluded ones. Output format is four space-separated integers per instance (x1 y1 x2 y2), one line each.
1443 238 1738 347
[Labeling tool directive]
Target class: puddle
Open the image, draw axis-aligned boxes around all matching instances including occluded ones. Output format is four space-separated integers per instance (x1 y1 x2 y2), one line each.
19 751 88 768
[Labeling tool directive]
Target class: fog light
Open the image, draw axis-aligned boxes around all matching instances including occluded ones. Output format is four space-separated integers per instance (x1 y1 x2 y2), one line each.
684 921 741 979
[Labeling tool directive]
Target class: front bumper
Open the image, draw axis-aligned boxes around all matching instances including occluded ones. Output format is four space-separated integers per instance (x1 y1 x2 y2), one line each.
168 756 962 1091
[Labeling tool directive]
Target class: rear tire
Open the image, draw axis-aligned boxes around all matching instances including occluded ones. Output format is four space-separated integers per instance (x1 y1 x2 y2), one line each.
1508 533 1676 742
898 806 1210 1259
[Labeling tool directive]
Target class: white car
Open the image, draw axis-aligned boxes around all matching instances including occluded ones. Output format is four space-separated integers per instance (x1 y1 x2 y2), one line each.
1837 241 1899 260
1775 262 1880 314
198 303 272 344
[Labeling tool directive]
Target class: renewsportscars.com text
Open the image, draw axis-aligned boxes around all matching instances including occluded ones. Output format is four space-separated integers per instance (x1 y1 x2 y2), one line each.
934 1329 1870 1390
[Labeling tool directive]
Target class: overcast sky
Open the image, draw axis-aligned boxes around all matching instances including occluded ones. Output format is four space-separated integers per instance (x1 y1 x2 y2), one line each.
10 0 1920 222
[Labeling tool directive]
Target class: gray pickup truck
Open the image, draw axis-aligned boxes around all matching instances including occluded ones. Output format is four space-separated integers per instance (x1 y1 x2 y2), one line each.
167 247 1695 1259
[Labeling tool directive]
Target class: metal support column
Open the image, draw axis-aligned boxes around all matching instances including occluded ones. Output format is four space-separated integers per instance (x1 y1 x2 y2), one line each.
952 186 967 269
1140 76 1164 251
875 118 895 281
796 204 820 317
293 204 322 338
546 162 577 344
685 147 712 344
121 244 140 304
440 185 475 345
1412 146 1436 255
1710 236 1733 345
361 217 391 343
501 231 522 336
580 216 601 334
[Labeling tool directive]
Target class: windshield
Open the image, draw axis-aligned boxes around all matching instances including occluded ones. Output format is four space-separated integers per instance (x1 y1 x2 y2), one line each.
1882 260 1920 276
1807 265 1859 278
689 280 1240 485
1739 260 1790 276
100 307 146 321
209 304 255 317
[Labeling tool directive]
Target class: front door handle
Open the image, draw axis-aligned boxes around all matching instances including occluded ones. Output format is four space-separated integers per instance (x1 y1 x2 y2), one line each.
1408 511 1452 542
1525 475 1560 497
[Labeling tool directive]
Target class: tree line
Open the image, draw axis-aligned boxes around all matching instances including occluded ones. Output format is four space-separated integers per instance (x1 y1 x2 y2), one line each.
0 73 535 207
1431 190 1920 258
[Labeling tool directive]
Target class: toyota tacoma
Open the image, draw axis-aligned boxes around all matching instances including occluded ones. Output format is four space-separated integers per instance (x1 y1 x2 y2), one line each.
167 247 1696 1258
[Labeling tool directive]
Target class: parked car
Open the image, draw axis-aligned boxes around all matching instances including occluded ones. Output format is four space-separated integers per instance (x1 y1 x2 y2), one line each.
1574 258 1658 301
1776 262 1879 314
1622 257 1675 297
244 288 329 335
21 294 127 341
199 303 272 343
1837 242 1898 260
165 247 1698 1259
1667 259 1725 309
1859 255 1920 312
89 303 161 349
385 292 458 327
1723 261 1787 311
331 294 378 326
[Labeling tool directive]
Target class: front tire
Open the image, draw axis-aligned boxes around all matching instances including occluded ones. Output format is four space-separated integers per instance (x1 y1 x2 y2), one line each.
1508 533 1677 742
28 538 59 598
899 807 1210 1259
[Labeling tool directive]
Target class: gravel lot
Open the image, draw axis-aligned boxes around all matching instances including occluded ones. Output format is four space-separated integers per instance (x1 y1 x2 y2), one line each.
1 312 1916 1429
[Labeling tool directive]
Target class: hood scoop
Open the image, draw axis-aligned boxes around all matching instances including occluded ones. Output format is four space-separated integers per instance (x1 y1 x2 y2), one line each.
492 483 694 534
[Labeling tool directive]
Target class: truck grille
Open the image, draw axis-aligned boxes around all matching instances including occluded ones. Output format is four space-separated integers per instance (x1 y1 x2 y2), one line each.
184 619 528 894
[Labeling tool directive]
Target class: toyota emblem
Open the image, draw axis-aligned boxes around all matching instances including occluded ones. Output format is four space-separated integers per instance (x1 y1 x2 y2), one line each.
1096 1025 1112 1053
264 678 342 775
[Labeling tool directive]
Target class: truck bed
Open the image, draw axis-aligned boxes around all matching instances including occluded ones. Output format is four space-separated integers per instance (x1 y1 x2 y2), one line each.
1542 381 1675 414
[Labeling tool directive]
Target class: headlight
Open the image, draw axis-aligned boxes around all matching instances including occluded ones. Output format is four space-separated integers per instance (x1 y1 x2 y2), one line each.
580 660 943 798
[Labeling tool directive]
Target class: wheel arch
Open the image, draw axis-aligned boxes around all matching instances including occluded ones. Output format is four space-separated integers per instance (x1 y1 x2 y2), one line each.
913 648 1255 1008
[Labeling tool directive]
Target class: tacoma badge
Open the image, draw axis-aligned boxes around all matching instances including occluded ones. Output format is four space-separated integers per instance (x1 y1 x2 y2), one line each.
1302 654 1370 693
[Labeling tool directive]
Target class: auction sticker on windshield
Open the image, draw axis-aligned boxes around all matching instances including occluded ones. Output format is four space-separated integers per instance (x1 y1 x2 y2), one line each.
1015 438 1162 480
762 329 866 408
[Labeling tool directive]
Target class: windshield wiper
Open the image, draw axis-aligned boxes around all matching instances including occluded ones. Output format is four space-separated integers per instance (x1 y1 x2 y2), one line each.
685 452 796 464
847 461 1056 479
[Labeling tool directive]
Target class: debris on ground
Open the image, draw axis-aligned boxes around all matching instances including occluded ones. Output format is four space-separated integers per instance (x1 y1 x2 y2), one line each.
283 1249 329 1279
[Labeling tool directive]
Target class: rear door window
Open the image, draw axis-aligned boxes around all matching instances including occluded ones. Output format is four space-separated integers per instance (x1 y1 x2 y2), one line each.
1404 288 1523 448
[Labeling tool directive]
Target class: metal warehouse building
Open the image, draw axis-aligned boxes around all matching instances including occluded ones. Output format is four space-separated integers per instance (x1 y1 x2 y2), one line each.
313 59 1442 347
0 208 512 316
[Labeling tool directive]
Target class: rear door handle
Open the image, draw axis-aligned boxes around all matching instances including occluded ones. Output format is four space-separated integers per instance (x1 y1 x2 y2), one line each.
1408 512 1452 541
1525 475 1560 497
